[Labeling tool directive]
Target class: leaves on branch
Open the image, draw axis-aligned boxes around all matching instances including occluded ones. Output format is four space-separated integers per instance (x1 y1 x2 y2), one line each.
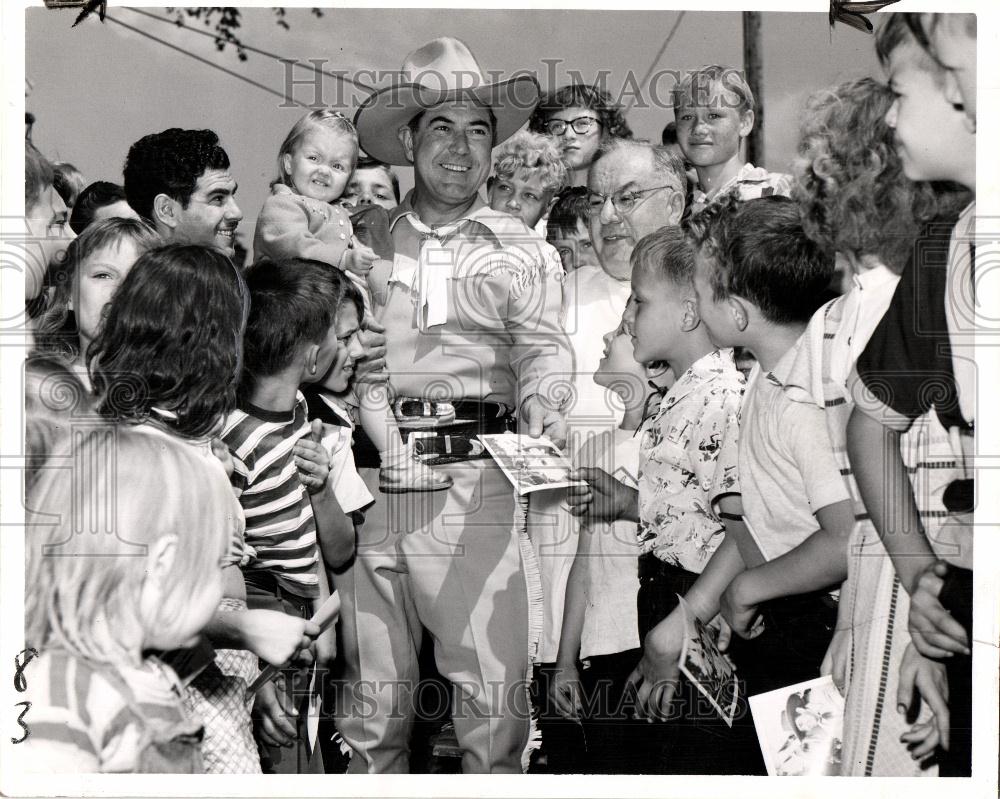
166 7 325 61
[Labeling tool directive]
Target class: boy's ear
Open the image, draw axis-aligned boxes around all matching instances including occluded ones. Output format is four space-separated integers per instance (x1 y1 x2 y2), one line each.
738 109 755 139
305 342 320 376
727 297 749 332
680 296 700 332
397 126 416 165
152 193 179 231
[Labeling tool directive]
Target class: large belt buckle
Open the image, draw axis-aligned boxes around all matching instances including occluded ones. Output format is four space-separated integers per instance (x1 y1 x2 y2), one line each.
393 397 458 429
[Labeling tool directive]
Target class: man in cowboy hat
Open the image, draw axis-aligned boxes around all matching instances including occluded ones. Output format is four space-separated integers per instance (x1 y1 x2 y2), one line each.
334 37 572 774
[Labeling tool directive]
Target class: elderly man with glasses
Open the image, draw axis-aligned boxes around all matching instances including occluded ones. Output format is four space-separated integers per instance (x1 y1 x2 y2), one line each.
558 138 688 431
559 139 687 409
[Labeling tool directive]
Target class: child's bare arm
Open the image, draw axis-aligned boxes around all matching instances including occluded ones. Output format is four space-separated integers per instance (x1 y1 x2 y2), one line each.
310 480 355 569
847 404 936 594
628 534 747 720
720 498 854 637
555 529 586 668
683 526 749 623
550 528 585 719
206 565 319 666
312 554 337 666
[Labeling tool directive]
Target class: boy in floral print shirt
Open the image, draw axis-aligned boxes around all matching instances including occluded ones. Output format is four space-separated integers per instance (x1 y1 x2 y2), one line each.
636 355 743 574
568 227 749 773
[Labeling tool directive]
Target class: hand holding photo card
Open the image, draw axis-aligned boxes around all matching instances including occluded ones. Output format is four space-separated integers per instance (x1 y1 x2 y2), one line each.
676 596 739 727
478 432 586 495
749 675 845 776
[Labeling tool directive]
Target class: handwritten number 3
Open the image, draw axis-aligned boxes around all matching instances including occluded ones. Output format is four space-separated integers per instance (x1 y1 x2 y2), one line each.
12 702 31 744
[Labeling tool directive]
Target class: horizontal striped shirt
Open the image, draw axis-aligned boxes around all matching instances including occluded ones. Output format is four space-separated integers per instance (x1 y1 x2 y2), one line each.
22 650 202 773
222 394 319 598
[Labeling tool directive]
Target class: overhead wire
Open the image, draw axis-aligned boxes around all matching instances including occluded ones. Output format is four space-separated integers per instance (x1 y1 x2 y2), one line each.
103 13 311 108
123 7 376 95
624 11 687 114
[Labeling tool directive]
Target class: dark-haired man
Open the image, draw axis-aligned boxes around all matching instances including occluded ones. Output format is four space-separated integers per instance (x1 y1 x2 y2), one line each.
123 127 242 257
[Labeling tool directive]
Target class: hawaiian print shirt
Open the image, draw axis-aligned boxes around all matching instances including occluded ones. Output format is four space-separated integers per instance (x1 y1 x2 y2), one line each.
637 348 745 573
690 162 794 216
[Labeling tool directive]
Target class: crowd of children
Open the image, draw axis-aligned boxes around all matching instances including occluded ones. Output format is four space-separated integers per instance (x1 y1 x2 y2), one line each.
20 11 980 779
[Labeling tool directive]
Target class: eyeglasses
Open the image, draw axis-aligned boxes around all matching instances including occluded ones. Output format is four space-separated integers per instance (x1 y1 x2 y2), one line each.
586 185 676 217
544 116 601 136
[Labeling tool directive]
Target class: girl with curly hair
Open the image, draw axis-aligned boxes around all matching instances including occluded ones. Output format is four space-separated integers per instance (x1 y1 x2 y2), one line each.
789 75 970 776
87 243 321 773
530 82 633 186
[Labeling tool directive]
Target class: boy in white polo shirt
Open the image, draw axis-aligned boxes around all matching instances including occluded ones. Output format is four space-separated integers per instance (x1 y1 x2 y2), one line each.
688 196 854 699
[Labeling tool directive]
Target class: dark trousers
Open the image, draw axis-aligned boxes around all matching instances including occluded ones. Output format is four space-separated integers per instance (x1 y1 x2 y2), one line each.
533 648 646 774
244 573 324 774
636 555 765 775
938 566 972 777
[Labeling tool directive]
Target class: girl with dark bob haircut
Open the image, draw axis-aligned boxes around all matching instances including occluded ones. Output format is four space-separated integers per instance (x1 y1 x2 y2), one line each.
89 243 249 439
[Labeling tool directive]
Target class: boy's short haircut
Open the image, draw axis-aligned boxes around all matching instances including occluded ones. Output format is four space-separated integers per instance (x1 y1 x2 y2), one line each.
241 258 347 382
52 162 86 208
631 226 695 291
672 65 755 116
545 186 590 243
70 181 129 235
492 129 568 194
685 195 833 325
355 155 401 203
123 128 230 223
25 141 55 209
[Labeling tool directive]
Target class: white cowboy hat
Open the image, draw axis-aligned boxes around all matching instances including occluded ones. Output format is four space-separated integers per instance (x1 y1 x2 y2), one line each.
353 37 540 166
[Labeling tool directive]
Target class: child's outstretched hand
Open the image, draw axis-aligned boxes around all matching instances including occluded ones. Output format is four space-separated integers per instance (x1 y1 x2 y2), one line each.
341 239 377 277
626 608 685 722
294 419 331 494
549 661 583 720
241 609 320 668
909 560 970 659
897 642 950 759
566 467 637 522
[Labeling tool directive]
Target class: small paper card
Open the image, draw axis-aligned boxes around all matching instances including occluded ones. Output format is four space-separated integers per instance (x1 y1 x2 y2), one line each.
748 675 845 776
478 432 585 495
676 596 739 727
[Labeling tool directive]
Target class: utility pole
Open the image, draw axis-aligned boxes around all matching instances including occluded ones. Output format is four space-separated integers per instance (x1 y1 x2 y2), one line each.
742 11 763 166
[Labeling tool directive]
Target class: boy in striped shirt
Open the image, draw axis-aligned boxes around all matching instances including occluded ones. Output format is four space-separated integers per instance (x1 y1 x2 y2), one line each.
223 258 357 773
